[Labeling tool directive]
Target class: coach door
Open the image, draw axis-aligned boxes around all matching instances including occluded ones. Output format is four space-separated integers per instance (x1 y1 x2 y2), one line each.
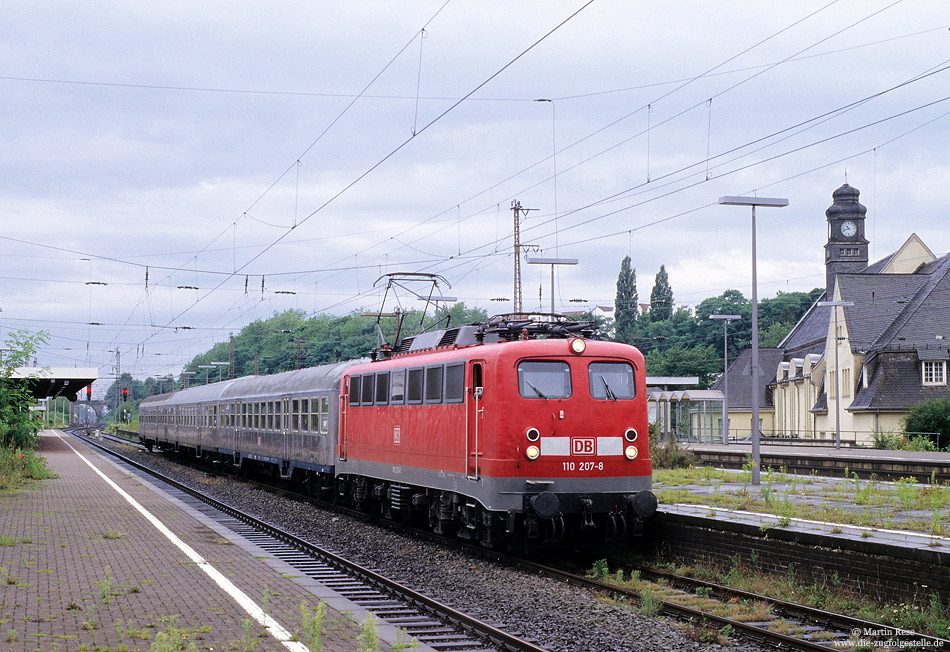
281 395 292 461
466 361 484 480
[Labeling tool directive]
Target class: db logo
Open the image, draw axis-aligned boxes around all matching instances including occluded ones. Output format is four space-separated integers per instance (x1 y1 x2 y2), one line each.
571 437 595 455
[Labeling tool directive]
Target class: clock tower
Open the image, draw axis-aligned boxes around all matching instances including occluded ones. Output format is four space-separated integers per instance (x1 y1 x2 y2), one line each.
824 183 869 292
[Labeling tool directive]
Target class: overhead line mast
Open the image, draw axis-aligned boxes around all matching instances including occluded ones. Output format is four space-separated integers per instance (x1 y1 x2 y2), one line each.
511 200 536 315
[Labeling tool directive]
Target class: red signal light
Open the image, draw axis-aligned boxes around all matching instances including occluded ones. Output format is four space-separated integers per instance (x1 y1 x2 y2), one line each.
121 388 128 400
86 386 92 401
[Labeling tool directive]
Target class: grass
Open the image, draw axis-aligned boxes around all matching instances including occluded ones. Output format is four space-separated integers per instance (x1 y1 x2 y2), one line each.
0 447 57 490
667 555 950 638
654 464 950 535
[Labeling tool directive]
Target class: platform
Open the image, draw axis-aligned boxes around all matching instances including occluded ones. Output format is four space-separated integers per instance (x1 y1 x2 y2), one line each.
0 430 428 651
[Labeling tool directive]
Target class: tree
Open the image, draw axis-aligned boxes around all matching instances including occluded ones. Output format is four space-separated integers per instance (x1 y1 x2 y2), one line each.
615 256 638 342
0 330 49 450
645 343 721 388
904 398 950 450
650 265 673 321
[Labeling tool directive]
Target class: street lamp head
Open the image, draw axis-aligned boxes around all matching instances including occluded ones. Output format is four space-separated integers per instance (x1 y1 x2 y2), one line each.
709 314 741 321
718 196 789 207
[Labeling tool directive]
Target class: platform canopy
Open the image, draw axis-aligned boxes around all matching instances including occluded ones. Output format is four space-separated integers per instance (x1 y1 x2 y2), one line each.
10 367 98 401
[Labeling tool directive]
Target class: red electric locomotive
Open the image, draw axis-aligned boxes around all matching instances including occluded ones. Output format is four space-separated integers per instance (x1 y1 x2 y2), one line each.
140 312 657 549
335 315 657 548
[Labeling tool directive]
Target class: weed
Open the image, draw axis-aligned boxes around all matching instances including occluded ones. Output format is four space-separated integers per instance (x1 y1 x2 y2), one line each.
357 614 380 652
0 536 31 547
151 627 197 652
391 627 420 650
300 600 326 652
82 605 97 631
591 558 609 579
896 477 919 508
102 530 125 540
6 630 17 643
262 586 270 615
98 566 115 602
235 618 260 651
638 589 663 616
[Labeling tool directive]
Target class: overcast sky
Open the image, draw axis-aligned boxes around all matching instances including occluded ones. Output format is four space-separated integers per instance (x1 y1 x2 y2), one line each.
3 0 949 390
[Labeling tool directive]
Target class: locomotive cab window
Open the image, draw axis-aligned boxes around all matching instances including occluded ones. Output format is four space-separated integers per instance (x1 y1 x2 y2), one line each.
349 376 361 406
517 361 572 399
588 362 636 400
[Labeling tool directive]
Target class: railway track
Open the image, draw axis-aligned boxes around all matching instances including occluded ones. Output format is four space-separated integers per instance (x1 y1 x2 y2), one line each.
76 428 948 651
71 430 550 652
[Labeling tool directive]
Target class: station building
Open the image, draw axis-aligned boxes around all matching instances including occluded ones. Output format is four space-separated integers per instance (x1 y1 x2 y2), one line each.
717 183 950 444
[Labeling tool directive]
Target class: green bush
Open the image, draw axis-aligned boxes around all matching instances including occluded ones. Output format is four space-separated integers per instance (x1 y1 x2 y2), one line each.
872 430 937 452
904 398 950 450
0 331 48 450
649 430 695 469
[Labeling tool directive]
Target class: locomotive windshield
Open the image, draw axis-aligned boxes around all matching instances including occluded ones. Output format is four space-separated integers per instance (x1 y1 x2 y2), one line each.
588 361 636 400
517 361 572 399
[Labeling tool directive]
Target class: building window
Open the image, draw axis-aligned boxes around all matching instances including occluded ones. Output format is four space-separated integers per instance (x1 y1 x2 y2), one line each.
841 368 850 398
922 361 947 386
828 371 836 399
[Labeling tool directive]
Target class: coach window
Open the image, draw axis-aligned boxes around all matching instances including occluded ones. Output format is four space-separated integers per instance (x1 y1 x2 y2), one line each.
588 362 636 400
361 374 375 405
300 399 308 431
406 368 424 404
349 376 361 406
267 402 274 430
517 361 572 400
310 398 320 432
275 402 282 431
425 365 444 404
320 397 330 433
390 369 406 404
445 363 464 403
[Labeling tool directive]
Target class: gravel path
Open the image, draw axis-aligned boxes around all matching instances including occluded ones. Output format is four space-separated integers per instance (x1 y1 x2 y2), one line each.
111 442 775 652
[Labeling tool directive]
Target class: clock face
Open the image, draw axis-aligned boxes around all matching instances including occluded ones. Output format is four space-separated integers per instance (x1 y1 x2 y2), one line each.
840 220 857 237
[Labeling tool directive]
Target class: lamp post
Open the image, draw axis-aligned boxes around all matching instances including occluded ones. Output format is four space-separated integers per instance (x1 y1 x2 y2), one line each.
210 361 229 382
817 300 853 449
198 365 214 385
181 371 196 389
526 257 578 314
710 314 741 444
719 195 788 485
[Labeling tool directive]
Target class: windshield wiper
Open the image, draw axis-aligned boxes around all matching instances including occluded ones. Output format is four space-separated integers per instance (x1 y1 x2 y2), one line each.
601 376 617 401
525 380 548 400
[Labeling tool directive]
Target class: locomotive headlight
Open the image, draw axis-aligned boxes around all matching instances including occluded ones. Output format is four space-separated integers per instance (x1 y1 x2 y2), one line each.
526 445 541 460
624 428 638 442
569 338 586 354
526 427 540 442
624 445 639 460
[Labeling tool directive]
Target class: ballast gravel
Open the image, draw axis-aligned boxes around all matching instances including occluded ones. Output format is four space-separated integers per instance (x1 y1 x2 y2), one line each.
114 444 773 652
